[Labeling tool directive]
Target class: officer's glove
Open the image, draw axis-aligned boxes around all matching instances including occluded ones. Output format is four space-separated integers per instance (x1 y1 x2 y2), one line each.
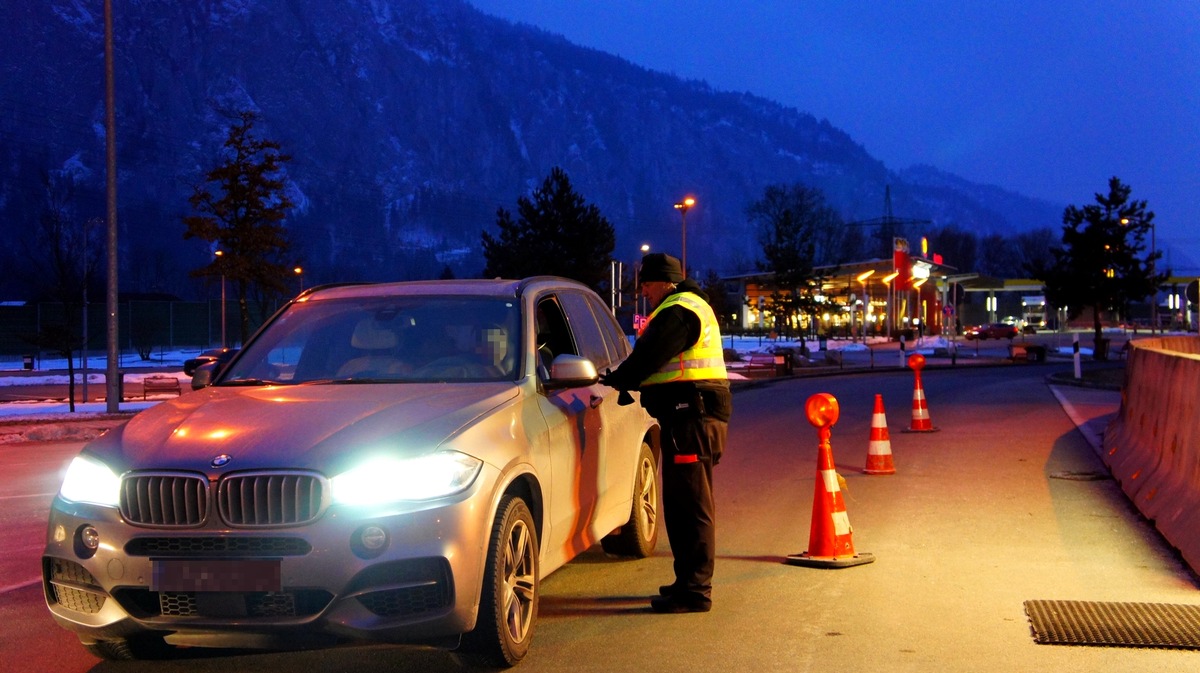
599 369 635 406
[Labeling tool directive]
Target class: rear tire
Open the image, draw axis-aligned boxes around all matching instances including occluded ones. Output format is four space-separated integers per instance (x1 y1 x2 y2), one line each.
461 495 539 668
600 441 659 558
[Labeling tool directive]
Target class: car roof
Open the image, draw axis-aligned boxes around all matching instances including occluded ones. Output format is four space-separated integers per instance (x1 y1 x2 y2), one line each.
297 276 592 303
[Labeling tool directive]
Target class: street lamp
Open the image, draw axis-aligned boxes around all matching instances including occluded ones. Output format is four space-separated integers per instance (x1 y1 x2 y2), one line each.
635 243 650 317
881 271 899 337
214 250 226 348
674 196 695 276
1121 216 1157 333
294 266 304 293
856 270 875 340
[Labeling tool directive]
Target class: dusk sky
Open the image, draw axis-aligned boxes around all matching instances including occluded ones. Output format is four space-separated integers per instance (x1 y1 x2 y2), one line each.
470 0 1199 273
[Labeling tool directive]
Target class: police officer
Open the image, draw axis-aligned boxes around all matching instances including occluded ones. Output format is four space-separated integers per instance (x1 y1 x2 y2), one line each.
600 253 732 613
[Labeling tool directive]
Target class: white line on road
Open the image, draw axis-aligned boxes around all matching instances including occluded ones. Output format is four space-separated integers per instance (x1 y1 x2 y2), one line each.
0 492 55 501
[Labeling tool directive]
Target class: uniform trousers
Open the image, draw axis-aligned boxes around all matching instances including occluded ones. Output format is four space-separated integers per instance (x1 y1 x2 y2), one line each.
659 407 727 603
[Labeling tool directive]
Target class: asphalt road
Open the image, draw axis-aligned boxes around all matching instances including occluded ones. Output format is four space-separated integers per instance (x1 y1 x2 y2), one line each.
2 363 1196 672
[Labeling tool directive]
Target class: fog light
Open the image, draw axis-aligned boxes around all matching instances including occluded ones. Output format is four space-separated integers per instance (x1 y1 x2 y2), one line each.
361 526 387 550
352 525 389 559
76 525 100 558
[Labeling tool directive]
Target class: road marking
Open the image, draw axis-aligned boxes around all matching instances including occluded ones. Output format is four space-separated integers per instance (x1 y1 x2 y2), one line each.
0 492 55 501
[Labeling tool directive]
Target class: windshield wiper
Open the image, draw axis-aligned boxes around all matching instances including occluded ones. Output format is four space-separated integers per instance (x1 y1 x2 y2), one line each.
219 378 269 386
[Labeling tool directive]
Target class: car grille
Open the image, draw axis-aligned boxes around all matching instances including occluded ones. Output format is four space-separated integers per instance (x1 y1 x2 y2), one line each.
217 472 325 526
348 558 454 618
118 471 327 528
120 473 209 527
45 558 107 614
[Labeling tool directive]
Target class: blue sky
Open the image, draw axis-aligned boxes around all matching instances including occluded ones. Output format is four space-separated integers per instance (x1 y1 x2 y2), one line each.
470 0 1200 273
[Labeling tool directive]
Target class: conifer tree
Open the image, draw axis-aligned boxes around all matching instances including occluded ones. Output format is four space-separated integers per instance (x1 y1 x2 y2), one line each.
482 167 616 292
1038 177 1164 358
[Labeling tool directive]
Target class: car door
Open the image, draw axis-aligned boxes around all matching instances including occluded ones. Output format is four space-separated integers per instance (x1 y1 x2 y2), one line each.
556 291 637 536
532 293 605 568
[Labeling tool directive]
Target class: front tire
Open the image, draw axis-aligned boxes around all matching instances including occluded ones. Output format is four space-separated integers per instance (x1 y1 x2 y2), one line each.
461 495 539 668
601 441 659 558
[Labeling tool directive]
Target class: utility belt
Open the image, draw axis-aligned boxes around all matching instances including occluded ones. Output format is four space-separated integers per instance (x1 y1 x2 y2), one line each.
643 382 732 423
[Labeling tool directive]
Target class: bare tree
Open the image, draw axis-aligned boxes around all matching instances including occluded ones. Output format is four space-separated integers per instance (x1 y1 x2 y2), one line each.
184 110 295 345
18 171 102 411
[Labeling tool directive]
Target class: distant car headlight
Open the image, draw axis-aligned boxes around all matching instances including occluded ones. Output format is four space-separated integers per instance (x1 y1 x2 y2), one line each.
58 455 121 507
330 451 483 506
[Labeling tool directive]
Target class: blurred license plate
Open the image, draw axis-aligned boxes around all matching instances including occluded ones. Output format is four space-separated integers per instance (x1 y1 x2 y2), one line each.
152 559 281 592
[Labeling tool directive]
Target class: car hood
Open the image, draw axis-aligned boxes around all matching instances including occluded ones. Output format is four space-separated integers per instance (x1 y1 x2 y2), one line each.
90 383 519 476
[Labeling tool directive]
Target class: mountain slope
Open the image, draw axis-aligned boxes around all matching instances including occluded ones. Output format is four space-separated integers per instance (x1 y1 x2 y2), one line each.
0 0 1062 298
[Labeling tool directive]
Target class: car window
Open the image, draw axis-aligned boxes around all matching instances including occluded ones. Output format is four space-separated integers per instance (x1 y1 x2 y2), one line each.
558 291 613 371
220 296 519 384
534 296 577 377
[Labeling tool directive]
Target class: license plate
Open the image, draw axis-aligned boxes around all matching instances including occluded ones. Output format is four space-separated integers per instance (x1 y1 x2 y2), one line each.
152 559 282 592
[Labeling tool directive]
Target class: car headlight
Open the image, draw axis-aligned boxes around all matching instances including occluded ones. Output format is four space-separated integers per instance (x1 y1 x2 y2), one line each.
58 455 121 507
330 451 482 506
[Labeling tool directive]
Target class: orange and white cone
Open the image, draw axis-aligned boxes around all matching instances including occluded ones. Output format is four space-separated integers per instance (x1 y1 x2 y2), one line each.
903 353 939 433
787 393 875 569
864 394 895 475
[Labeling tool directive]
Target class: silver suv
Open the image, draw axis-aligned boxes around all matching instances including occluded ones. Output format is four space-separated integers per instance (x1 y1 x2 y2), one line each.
43 277 660 667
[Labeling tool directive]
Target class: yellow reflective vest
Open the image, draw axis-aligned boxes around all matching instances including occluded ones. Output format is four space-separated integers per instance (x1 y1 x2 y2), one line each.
641 291 728 386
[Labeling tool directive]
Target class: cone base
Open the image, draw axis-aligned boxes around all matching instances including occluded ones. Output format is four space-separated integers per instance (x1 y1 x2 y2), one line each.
785 551 876 569
863 467 895 475
901 426 940 433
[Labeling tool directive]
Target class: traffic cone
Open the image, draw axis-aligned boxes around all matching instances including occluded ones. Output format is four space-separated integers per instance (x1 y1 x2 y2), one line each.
903 353 940 433
786 393 876 569
864 394 895 475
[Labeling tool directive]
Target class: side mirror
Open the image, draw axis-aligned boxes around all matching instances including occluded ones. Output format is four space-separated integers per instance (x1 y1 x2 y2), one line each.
190 363 216 390
543 354 599 390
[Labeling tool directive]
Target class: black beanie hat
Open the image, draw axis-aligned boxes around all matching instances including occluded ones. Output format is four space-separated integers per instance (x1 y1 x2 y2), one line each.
639 253 685 283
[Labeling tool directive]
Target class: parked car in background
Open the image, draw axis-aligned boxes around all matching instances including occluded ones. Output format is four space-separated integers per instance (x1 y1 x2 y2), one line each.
44 277 660 667
181 347 238 376
964 323 1019 340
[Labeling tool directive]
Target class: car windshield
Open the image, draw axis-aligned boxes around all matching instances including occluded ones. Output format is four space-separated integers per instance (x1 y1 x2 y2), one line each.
219 295 520 384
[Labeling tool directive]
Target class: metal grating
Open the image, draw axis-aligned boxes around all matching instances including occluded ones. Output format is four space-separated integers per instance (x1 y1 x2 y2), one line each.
1025 600 1200 649
217 472 326 527
120 473 209 527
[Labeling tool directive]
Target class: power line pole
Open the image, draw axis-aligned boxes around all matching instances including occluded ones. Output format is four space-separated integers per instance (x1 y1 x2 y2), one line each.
104 0 121 412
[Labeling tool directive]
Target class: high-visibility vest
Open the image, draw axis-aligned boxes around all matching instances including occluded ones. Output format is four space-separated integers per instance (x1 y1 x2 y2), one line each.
641 291 728 386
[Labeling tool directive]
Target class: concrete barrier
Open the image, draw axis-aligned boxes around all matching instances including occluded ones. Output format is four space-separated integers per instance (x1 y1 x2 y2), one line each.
1102 336 1200 574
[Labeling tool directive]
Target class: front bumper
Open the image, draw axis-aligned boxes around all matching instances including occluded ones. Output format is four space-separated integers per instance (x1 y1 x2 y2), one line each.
42 481 493 649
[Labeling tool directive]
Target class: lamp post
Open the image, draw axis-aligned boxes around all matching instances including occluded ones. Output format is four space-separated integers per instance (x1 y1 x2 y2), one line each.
635 243 650 317
673 196 695 276
215 250 226 348
1121 216 1157 333
294 266 304 293
856 270 875 340
881 271 899 338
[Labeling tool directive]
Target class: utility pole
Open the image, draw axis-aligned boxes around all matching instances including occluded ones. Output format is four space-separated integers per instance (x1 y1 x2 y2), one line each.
104 0 120 412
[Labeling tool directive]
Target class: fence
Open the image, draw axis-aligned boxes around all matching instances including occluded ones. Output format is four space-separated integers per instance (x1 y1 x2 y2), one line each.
0 299 278 366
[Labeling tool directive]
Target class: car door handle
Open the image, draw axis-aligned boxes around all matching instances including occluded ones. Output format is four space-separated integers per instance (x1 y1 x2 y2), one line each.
589 394 604 409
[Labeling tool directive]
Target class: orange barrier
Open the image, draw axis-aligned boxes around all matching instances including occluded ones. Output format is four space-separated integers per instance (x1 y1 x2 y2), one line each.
786 393 875 569
903 353 939 432
1102 336 1200 574
864 394 895 475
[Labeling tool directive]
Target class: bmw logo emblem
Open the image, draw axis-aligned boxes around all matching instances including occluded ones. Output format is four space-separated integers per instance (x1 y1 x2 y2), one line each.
211 454 233 468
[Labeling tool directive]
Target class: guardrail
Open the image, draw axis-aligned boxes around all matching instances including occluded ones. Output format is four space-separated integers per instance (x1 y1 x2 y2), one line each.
1102 336 1200 574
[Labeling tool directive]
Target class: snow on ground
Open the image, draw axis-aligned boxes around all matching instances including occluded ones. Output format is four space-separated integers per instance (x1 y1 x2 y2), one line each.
0 334 1099 420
